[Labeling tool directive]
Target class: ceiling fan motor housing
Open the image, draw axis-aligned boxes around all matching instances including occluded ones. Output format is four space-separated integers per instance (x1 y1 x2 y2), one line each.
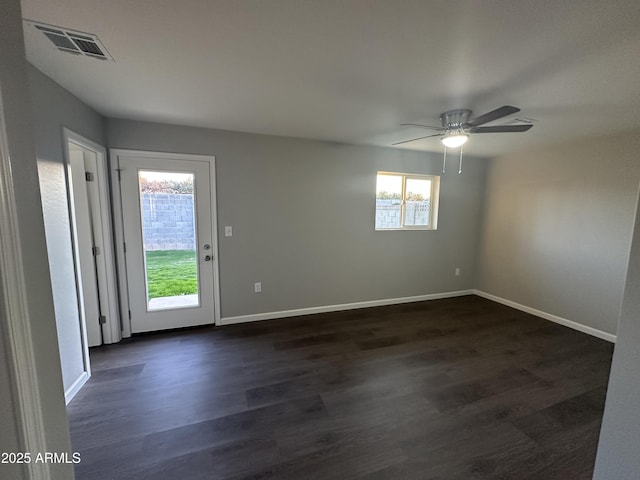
440 109 471 129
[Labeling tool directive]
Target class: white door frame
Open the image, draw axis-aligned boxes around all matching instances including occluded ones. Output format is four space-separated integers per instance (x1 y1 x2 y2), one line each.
0 83 50 479
63 129 121 347
111 149 221 336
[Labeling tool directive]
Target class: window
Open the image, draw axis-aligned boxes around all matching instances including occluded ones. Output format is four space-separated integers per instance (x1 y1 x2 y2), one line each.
375 172 440 230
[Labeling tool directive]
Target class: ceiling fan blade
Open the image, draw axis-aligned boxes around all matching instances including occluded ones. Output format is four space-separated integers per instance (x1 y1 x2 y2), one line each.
392 133 443 146
400 123 445 131
470 124 533 133
466 105 520 127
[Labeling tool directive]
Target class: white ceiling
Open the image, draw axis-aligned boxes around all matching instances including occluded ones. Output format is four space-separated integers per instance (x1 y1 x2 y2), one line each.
20 0 640 157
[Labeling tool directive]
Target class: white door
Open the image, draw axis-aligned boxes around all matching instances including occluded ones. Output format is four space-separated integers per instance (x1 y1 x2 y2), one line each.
67 142 102 347
119 154 215 333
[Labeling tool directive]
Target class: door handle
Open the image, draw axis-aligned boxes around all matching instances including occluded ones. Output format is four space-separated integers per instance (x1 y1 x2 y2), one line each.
204 255 212 262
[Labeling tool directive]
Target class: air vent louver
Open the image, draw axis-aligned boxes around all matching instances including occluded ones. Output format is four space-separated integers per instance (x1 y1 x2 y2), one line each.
25 20 114 62
71 38 105 57
43 32 79 51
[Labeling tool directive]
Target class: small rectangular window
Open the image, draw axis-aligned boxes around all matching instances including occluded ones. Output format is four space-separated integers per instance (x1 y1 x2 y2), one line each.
375 172 440 230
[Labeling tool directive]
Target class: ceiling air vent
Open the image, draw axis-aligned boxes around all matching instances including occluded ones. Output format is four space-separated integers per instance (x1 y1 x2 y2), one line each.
24 20 114 62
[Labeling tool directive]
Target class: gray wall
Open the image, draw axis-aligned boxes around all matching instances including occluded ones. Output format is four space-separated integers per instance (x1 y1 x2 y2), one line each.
476 132 640 336
108 119 487 318
594 184 640 479
27 64 107 392
0 0 74 478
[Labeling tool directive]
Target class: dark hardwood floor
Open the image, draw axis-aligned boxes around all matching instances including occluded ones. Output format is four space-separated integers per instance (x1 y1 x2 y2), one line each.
68 295 614 479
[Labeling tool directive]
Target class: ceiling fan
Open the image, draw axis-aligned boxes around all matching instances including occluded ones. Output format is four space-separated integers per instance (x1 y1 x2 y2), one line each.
394 105 532 147
393 105 533 173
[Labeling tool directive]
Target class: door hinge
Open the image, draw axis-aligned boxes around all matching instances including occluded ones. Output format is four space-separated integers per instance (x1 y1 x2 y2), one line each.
115 168 122 182
92 246 100 256
85 171 95 182
123 242 127 253
128 310 131 320
98 315 106 325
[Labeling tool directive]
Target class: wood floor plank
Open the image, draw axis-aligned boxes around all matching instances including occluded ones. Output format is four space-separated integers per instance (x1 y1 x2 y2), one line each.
68 295 613 479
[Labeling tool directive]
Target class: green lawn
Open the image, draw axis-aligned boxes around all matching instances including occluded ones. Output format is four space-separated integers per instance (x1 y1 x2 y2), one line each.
145 250 198 299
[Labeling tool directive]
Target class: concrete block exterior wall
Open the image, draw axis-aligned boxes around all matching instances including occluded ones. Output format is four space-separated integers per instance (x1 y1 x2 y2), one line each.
142 193 195 250
375 201 430 229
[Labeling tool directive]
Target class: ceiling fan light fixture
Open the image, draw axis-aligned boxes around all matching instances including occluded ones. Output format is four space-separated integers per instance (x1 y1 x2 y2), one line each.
441 134 468 148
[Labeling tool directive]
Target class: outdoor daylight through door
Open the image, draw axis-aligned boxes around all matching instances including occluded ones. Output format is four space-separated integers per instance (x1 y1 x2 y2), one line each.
118 153 216 333
139 170 200 311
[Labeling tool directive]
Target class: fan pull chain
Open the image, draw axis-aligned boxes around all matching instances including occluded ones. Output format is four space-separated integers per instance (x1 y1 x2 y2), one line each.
442 146 447 174
458 145 464 174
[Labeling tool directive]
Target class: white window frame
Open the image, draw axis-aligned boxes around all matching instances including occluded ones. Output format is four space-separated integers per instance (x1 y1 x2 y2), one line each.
375 171 440 231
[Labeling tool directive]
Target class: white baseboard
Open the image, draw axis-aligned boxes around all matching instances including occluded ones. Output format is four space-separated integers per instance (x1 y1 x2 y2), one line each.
220 290 474 326
64 371 89 404
473 290 616 343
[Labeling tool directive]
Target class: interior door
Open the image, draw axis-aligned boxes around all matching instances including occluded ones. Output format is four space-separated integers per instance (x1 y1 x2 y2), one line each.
119 154 215 333
68 141 102 346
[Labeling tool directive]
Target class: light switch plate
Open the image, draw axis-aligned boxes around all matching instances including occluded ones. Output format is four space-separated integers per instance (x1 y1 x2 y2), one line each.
224 226 233 237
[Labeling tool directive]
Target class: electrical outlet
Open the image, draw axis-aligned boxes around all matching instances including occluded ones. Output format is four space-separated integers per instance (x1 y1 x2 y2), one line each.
224 226 233 237
455 267 461 276
254 282 261 293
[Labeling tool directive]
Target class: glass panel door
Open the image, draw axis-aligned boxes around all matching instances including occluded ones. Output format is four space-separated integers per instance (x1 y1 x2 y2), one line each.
119 154 215 333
